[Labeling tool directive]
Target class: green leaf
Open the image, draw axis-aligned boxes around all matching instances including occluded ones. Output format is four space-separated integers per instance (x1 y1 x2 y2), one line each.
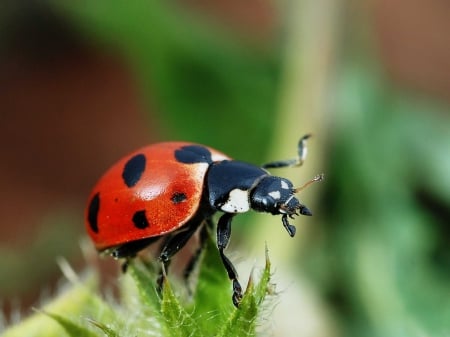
126 260 160 310
86 319 120 337
217 246 273 337
1 273 113 337
40 311 99 337
254 245 273 306
191 230 234 327
160 277 200 337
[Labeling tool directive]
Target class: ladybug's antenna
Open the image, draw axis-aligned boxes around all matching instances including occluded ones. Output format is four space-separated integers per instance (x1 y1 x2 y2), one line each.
294 174 324 194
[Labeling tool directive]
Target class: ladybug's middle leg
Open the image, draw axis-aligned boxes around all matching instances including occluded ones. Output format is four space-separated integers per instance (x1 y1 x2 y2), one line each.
216 213 242 307
156 219 203 294
182 219 212 293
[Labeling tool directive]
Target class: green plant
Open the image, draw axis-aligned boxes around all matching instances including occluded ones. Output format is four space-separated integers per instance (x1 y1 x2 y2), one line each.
2 234 274 337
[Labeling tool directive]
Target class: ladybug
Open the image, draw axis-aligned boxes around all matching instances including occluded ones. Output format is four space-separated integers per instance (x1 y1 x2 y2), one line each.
86 135 322 307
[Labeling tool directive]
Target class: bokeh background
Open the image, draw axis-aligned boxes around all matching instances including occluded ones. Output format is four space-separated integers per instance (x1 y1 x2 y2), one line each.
1 1 449 336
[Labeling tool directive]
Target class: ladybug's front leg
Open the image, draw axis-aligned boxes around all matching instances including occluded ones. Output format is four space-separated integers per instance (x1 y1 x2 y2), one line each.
216 213 243 307
261 134 311 169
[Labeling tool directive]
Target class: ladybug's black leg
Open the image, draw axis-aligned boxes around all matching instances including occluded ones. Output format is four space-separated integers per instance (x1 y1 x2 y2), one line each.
156 221 202 294
216 213 242 307
182 219 212 293
109 236 161 273
281 214 297 237
155 235 174 292
261 134 311 169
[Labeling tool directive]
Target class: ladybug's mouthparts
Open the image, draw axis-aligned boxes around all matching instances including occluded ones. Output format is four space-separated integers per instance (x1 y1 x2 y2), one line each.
280 196 313 217
280 196 314 238
298 204 312 216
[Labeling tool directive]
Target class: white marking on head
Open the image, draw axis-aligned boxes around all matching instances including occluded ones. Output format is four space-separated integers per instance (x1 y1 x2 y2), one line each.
268 191 281 199
281 181 289 189
220 188 250 213
211 152 229 162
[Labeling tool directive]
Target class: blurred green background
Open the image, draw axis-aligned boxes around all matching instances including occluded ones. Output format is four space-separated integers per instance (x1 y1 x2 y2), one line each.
1 0 449 336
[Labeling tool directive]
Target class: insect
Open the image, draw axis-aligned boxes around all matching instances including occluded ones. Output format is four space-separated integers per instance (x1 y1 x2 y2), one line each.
85 135 323 307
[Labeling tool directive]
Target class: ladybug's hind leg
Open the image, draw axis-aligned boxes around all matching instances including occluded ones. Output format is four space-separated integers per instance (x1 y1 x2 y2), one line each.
109 236 161 273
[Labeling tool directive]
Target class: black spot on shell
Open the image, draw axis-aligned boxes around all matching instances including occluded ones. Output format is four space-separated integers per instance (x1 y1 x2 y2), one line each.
171 192 187 204
132 210 150 229
122 154 146 188
87 193 100 233
174 145 212 164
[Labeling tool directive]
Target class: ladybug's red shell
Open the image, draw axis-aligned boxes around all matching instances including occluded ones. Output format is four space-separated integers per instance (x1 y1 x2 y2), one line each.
86 142 229 251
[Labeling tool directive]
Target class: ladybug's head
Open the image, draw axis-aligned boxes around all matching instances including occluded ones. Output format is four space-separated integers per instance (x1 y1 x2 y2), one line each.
250 175 322 237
